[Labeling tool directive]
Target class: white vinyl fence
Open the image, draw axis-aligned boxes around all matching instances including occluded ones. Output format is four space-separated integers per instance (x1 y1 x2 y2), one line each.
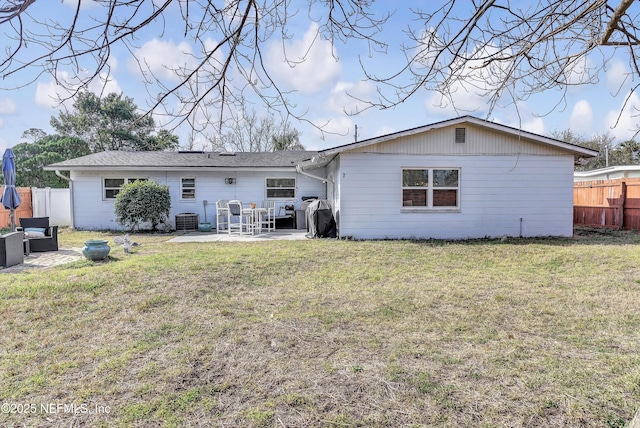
31 187 72 226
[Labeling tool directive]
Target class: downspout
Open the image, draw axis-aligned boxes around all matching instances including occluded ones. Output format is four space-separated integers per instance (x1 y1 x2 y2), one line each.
55 170 75 229
295 165 333 183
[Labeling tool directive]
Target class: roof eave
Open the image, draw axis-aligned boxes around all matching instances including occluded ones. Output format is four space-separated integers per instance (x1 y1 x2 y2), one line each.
318 115 599 158
43 165 300 172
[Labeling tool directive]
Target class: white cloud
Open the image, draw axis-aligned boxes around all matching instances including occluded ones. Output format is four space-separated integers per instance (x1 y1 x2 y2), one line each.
304 116 353 150
521 117 545 135
570 100 593 132
606 59 630 92
129 39 195 83
424 43 510 116
0 98 17 115
267 23 341 94
605 91 640 141
494 105 545 136
373 126 396 138
326 80 375 115
565 56 593 86
62 0 98 7
35 71 121 110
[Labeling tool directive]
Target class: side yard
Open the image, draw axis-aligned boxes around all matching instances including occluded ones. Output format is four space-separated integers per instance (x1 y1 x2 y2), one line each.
1 230 639 427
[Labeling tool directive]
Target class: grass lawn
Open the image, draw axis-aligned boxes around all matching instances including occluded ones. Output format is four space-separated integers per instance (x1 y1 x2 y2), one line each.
1 229 640 427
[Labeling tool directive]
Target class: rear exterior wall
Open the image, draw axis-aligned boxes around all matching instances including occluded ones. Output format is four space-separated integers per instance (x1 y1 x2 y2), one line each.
336 152 575 240
69 169 326 230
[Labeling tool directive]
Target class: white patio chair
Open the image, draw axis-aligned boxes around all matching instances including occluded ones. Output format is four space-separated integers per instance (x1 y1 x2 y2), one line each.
261 200 276 231
216 199 229 233
227 200 252 235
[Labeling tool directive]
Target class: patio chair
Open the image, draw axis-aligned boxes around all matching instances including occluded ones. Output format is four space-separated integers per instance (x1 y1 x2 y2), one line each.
0 231 24 268
260 200 276 232
17 217 59 252
216 199 229 233
227 200 252 235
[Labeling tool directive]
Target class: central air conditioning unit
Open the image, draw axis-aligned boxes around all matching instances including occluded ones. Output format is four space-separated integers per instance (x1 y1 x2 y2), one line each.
175 213 199 231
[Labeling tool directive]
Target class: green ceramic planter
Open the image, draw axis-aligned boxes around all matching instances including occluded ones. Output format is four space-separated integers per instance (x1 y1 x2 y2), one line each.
198 222 212 232
82 239 111 261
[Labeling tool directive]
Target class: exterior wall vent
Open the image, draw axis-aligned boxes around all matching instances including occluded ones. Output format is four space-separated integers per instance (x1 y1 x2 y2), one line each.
455 127 466 143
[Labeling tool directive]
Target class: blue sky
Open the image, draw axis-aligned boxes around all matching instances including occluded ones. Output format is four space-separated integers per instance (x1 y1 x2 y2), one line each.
0 1 639 155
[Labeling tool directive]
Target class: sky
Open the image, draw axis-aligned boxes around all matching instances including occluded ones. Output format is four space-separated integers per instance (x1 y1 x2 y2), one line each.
1 1 639 155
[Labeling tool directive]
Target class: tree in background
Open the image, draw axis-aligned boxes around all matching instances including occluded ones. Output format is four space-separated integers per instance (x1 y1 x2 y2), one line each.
50 91 179 152
553 129 640 171
11 133 90 187
208 108 304 152
114 180 171 232
272 128 304 152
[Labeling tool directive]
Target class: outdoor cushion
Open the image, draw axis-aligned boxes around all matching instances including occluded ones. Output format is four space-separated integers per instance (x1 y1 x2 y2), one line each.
24 227 46 239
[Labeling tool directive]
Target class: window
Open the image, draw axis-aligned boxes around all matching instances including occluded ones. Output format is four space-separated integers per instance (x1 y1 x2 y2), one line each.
402 168 459 209
181 177 196 199
103 178 147 199
266 178 296 198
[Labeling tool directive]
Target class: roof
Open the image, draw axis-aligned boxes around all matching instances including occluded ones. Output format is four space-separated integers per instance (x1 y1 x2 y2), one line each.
45 116 600 172
44 150 318 171
317 115 599 158
574 165 640 178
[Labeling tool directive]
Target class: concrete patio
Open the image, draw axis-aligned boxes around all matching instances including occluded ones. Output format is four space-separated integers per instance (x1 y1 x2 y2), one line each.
0 229 311 273
1 248 84 273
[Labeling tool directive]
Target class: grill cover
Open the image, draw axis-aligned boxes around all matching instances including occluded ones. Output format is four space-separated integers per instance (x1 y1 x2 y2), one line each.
305 199 336 238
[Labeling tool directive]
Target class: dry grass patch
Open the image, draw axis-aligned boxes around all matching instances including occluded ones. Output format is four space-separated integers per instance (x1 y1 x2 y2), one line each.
0 230 639 427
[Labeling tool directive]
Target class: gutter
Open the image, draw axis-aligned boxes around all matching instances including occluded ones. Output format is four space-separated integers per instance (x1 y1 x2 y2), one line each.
55 170 75 229
295 165 333 183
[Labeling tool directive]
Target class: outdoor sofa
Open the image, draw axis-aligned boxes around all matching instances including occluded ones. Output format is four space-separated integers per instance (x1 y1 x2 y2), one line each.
0 231 24 267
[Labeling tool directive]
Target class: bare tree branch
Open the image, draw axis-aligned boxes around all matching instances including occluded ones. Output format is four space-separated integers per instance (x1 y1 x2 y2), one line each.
1 0 640 138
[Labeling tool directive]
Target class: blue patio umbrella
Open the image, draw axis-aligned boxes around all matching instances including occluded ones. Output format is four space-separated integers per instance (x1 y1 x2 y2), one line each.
1 148 21 231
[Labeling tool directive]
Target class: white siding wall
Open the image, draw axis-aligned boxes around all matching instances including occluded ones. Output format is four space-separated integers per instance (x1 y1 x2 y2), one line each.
337 153 575 239
70 169 326 230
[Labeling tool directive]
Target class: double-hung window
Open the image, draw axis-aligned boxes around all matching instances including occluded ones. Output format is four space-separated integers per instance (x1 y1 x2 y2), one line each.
103 178 147 200
402 168 460 210
266 178 296 199
181 177 196 200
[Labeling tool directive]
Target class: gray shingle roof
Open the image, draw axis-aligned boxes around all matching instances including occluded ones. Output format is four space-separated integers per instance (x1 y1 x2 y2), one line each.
45 150 318 170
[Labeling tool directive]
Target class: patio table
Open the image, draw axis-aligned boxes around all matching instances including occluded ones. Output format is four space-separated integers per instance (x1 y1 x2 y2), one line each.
242 207 268 234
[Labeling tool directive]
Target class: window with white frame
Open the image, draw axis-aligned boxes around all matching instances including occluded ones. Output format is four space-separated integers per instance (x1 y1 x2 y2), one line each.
103 178 147 199
402 168 460 209
181 177 196 199
266 178 296 198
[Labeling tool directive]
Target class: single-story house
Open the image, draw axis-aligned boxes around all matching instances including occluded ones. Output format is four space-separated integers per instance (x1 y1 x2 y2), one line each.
46 116 598 239
574 165 640 182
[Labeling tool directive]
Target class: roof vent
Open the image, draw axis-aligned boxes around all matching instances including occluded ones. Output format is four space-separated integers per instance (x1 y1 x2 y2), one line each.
455 128 466 143
178 150 205 154
219 152 236 156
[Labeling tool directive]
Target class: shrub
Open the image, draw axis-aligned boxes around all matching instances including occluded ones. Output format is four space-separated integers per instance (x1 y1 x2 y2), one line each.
115 180 171 231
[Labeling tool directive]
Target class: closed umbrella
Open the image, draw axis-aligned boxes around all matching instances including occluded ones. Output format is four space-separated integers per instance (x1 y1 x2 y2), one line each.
1 148 21 232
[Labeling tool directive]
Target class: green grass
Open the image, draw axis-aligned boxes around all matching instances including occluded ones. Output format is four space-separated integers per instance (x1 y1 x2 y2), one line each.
1 229 640 426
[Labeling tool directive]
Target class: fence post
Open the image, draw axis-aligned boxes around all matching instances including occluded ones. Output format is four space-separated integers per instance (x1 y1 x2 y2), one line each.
620 181 627 230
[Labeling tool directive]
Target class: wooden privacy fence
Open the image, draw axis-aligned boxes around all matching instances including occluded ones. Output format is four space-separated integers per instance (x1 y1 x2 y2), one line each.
574 178 640 229
0 187 32 229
